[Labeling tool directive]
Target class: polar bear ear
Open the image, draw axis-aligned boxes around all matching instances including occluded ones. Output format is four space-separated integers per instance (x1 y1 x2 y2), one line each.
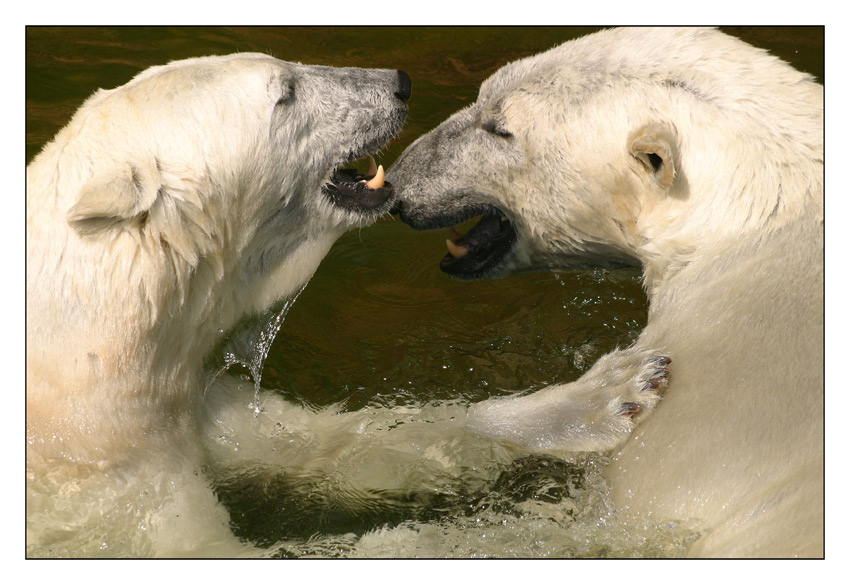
68 160 162 234
629 123 677 190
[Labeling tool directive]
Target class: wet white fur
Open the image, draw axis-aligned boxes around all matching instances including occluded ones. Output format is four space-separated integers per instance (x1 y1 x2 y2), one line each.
26 53 409 556
389 27 823 557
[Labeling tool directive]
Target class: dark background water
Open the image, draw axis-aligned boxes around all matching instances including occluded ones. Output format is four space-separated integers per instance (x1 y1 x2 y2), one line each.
26 26 824 549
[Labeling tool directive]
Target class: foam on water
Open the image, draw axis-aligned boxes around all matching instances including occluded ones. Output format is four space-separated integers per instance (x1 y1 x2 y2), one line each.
191 265 700 558
27 276 699 557
200 376 701 558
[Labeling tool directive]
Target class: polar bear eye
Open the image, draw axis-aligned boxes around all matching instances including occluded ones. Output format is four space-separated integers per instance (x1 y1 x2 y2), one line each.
647 153 663 172
275 88 294 107
482 120 513 139
273 79 296 108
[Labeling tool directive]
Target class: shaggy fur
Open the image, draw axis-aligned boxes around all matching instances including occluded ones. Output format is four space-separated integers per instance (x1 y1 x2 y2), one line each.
389 27 823 557
26 53 409 556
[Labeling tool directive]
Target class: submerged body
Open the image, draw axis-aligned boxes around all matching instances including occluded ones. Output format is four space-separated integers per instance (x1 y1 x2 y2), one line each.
389 27 823 557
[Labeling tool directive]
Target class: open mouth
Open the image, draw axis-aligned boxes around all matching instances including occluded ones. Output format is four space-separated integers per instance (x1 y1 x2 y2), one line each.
439 207 516 279
322 156 394 213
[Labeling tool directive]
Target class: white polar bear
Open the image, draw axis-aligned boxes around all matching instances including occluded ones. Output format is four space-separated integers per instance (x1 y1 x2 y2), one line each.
26 53 411 556
388 27 823 557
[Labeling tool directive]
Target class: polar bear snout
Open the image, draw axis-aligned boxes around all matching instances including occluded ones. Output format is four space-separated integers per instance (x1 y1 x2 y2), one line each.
319 69 411 216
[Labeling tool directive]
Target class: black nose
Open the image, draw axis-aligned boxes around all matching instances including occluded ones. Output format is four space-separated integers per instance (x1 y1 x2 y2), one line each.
395 70 412 101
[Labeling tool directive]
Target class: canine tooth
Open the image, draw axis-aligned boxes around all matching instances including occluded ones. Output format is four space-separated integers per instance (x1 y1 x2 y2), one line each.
448 226 463 242
366 165 385 189
367 156 378 176
446 238 469 259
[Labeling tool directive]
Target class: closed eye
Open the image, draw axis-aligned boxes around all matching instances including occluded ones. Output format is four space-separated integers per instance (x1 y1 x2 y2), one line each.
275 90 294 107
482 119 513 138
273 78 296 108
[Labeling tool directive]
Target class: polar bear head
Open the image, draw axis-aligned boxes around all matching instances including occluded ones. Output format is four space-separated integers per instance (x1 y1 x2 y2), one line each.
27 54 410 413
389 28 822 290
58 54 408 309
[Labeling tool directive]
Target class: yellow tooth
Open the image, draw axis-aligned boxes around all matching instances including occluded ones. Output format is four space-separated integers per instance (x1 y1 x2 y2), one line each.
446 238 469 259
448 226 462 242
367 156 378 176
366 165 385 189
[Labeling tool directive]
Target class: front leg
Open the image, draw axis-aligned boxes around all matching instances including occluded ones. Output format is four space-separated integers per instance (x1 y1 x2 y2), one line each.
466 347 670 453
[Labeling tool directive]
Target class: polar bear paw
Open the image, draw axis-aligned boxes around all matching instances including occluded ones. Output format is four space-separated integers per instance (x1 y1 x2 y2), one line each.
618 356 671 417
465 349 672 453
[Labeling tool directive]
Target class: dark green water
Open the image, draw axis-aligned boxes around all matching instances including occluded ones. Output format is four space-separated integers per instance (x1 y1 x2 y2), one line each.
26 26 824 555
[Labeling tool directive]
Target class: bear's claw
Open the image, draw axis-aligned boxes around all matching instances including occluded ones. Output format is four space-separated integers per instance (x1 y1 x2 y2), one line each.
642 356 671 392
643 379 662 391
621 355 671 417
619 402 641 417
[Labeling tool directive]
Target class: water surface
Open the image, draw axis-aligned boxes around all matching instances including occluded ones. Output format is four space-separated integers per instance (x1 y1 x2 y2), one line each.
26 26 824 557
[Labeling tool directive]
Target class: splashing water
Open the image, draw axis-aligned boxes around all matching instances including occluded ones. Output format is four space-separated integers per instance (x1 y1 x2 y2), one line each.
205 282 310 414
196 270 702 557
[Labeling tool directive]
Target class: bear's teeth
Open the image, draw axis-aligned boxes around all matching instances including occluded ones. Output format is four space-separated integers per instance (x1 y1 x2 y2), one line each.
446 238 469 259
366 165 385 189
357 157 383 188
448 226 463 242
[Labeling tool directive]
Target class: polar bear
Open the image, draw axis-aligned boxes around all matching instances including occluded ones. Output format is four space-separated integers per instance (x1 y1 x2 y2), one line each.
388 27 823 558
26 53 411 556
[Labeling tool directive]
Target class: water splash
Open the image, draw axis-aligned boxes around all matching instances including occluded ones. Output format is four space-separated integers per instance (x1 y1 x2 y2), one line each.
206 282 309 413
